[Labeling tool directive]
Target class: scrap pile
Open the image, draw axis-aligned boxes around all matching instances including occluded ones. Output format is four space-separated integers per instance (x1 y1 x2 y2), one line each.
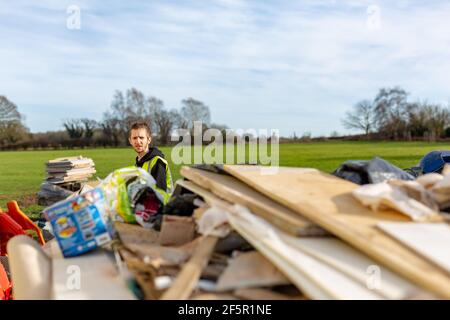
34 159 450 300
45 156 96 185
112 163 450 300
37 156 96 206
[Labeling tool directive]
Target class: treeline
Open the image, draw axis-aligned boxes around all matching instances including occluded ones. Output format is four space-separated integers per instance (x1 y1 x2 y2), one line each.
0 88 228 150
342 87 450 141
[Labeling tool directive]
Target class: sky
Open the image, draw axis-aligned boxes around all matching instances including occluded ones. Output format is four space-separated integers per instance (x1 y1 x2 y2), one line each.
1 0 450 137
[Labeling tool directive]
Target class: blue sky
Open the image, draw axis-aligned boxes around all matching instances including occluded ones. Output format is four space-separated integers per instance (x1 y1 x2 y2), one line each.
1 0 450 136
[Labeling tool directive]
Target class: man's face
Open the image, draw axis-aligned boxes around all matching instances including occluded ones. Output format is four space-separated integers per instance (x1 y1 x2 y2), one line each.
129 128 151 155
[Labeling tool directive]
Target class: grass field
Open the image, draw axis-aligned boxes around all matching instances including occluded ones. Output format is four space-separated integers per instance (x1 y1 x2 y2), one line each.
1 141 450 218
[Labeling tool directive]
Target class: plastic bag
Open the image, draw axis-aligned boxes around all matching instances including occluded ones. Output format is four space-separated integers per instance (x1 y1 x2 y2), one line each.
100 167 165 228
332 156 414 185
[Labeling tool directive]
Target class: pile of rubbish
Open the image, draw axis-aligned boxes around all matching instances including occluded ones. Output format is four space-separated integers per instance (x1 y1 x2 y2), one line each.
37 156 96 206
6 151 450 300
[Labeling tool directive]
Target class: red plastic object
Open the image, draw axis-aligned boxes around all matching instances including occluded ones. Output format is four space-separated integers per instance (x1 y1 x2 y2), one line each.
6 201 45 246
0 212 25 256
0 262 11 300
0 201 45 256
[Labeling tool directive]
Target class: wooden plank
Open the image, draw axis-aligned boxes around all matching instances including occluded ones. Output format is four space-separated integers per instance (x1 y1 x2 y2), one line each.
175 179 229 208
223 165 450 299
216 251 290 291
280 236 423 299
180 167 326 237
160 236 218 300
377 222 450 275
227 206 382 300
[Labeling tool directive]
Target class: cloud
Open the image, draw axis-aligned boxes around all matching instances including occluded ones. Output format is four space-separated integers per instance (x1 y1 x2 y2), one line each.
1 0 450 136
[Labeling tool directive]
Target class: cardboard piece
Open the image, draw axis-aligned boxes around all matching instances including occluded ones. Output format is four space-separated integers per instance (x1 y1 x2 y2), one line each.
159 215 196 246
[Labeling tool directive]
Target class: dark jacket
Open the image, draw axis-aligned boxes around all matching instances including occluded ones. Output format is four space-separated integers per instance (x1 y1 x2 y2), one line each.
135 147 168 191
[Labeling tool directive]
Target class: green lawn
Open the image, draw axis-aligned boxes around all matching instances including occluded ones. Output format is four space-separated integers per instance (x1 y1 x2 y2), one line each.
1 141 450 218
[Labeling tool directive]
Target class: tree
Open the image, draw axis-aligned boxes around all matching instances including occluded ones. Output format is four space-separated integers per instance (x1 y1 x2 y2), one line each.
101 114 121 147
342 100 376 137
63 119 84 139
373 87 409 139
180 98 211 132
81 118 97 139
0 96 28 146
153 108 182 145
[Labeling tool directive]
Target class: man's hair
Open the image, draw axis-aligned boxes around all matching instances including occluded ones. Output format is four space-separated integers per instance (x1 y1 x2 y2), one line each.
129 120 151 137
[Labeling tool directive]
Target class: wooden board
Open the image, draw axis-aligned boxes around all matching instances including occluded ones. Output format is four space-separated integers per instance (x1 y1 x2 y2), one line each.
378 222 450 275
180 167 326 236
280 236 422 299
175 179 230 208
227 206 382 299
216 251 289 291
161 236 218 300
223 165 450 299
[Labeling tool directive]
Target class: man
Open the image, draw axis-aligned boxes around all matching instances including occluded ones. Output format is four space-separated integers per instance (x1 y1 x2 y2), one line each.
128 121 173 204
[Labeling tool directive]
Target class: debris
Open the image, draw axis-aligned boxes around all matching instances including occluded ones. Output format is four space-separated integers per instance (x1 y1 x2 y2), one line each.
159 215 196 246
216 251 289 291
378 222 450 275
37 182 74 206
160 236 219 300
43 188 114 257
332 156 414 185
115 221 159 246
227 205 382 300
352 182 440 222
214 231 253 254
100 167 165 228
180 167 328 237
162 193 198 217
46 156 96 184
196 206 230 238
223 165 450 299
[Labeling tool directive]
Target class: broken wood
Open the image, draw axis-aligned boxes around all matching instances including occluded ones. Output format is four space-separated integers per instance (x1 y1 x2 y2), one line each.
180 168 327 237
161 236 218 300
227 205 382 299
223 165 450 299
159 215 196 247
216 251 289 291
115 221 159 246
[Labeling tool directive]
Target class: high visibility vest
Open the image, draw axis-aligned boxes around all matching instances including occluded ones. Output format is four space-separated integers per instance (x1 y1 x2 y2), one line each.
141 156 173 204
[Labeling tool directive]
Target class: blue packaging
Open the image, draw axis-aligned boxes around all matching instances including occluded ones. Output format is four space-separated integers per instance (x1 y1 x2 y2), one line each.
44 188 114 257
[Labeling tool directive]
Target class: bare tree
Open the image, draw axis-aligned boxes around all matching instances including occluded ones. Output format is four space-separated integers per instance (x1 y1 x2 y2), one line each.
342 100 376 137
180 98 211 132
373 87 409 139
